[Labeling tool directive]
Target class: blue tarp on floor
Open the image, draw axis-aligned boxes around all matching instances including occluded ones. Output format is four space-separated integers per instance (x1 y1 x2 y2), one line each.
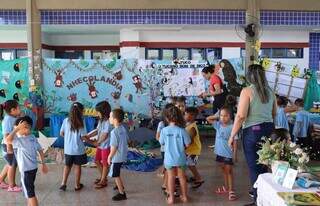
123 151 162 172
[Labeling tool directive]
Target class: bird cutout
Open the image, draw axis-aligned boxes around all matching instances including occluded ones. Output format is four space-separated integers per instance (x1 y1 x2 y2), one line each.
173 59 180 65
23 99 32 110
106 57 117 69
132 75 146 94
188 77 193 86
291 65 300 78
87 81 98 99
13 93 20 102
79 59 89 68
125 94 133 102
67 93 77 102
303 68 312 79
219 59 243 97
150 62 156 69
260 58 271 70
0 89 6 98
38 131 57 154
15 80 24 89
13 63 21 72
54 69 64 87
275 62 285 73
113 70 123 80
111 91 121 100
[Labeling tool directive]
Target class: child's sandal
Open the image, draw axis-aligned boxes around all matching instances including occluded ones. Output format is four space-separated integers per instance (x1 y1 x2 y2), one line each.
215 186 227 194
75 183 84 191
94 179 100 184
95 182 107 189
228 191 237 201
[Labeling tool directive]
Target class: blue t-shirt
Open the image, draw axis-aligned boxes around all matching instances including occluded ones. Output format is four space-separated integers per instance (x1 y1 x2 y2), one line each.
13 135 42 172
213 121 233 158
110 124 129 163
275 107 289 130
157 121 165 152
159 125 191 167
60 118 87 155
293 110 310 139
1 115 17 144
97 120 113 149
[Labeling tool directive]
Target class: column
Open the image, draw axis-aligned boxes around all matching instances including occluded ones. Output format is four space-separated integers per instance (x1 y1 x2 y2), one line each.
119 29 144 59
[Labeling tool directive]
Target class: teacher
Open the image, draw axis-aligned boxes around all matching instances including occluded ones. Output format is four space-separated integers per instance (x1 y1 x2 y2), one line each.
200 65 226 114
228 64 276 203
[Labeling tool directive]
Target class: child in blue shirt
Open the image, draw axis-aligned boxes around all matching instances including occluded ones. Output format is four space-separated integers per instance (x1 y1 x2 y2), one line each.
83 101 113 189
275 96 298 131
293 99 311 147
59 102 87 191
159 105 191 204
206 106 238 201
6 116 48 206
0 100 22 192
107 108 129 201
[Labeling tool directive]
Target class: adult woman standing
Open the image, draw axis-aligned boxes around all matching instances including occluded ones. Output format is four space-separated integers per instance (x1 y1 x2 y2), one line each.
228 64 277 203
200 65 226 114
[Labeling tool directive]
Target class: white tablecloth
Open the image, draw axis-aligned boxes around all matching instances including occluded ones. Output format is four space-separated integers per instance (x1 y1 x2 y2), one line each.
255 173 318 206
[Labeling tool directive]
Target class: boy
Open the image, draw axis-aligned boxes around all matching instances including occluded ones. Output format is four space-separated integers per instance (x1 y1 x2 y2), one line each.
293 98 310 147
6 116 48 206
184 107 204 189
107 108 129 201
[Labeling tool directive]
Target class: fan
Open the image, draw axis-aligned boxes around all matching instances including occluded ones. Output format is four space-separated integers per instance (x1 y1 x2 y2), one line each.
235 15 263 41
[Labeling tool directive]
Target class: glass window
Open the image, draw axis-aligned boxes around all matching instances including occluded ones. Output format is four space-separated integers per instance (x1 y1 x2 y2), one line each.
177 49 190 60
260 49 271 58
147 49 160 60
16 50 28 58
272 49 287 58
192 48 205 60
0 50 15 60
162 49 174 60
287 49 302 58
207 48 222 60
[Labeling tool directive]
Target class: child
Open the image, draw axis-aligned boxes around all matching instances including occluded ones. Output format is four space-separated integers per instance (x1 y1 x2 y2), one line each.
206 106 237 201
293 98 311 147
107 108 129 201
270 128 291 143
184 107 204 189
83 101 113 189
159 106 191 204
59 102 87 191
175 96 186 115
6 116 48 206
275 96 298 131
0 100 22 192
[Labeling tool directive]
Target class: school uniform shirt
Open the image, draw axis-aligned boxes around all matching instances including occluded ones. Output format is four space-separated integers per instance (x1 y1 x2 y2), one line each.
185 122 201 156
293 110 310 138
60 118 87 155
213 121 234 159
275 107 289 130
97 120 113 149
1 115 17 144
109 124 129 163
159 125 191 167
13 135 41 172
157 121 165 152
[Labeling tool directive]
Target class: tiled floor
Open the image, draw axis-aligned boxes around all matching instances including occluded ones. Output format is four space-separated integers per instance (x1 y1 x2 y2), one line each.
0 138 252 206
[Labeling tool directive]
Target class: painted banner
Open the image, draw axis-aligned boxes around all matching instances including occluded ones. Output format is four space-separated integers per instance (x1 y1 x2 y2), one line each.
0 58 29 104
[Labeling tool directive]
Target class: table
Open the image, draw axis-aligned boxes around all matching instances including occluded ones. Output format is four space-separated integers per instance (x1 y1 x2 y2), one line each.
255 173 318 206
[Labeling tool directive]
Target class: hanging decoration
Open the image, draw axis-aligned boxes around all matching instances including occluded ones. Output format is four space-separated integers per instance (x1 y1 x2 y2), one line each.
275 62 285 73
291 65 300 78
260 58 271 70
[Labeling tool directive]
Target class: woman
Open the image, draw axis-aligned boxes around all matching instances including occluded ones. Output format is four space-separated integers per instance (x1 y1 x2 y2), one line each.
228 64 277 204
200 65 226 114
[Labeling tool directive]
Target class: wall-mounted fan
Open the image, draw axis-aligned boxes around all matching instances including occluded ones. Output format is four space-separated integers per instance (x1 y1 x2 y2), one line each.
235 15 263 41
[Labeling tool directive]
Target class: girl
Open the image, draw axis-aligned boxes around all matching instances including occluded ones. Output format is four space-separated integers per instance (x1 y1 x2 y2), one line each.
59 102 87 191
0 100 22 192
159 105 191 204
275 95 298 131
207 106 237 201
83 101 113 189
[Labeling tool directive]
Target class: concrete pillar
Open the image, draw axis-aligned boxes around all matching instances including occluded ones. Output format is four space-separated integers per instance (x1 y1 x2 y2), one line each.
245 0 260 72
26 0 42 87
120 29 142 59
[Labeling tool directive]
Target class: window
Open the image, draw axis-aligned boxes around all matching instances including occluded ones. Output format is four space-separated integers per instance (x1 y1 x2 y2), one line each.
55 51 84 59
241 48 303 59
162 49 175 60
177 49 191 60
0 50 15 60
192 48 205 60
146 49 161 60
92 50 119 59
145 48 222 60
272 49 287 58
16 50 28 58
207 48 222 60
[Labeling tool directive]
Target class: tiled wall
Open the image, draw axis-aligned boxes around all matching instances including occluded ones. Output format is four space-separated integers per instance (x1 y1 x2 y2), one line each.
309 33 320 70
0 10 26 24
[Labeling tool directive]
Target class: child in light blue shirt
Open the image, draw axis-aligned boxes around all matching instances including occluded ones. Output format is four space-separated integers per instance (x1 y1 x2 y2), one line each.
6 116 48 206
107 108 129 201
292 99 310 148
159 105 190 204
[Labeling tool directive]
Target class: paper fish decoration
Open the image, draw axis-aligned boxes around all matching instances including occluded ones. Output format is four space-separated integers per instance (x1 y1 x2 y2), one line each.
261 58 271 70
291 65 300 78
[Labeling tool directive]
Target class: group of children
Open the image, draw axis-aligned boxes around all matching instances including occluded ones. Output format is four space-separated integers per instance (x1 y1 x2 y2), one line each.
0 92 312 205
0 99 129 205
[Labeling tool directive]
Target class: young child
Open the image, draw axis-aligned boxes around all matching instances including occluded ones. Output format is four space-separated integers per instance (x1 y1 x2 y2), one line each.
59 102 87 191
107 108 129 201
83 101 113 189
293 98 311 147
184 107 204 189
270 128 291 143
0 100 22 192
206 106 237 201
6 116 48 206
175 96 186 115
159 106 191 204
275 96 298 131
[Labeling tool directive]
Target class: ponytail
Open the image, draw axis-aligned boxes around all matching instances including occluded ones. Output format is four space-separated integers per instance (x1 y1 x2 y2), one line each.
69 102 84 132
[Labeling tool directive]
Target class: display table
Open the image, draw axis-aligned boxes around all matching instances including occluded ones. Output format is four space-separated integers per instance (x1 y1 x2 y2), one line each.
255 173 318 206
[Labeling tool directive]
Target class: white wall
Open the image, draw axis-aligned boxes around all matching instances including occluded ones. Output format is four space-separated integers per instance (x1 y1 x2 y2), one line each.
0 30 27 43
222 47 241 59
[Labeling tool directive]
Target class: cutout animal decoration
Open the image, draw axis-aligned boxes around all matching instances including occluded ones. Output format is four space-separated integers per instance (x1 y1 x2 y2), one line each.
54 69 64 87
132 75 145 94
13 93 20 101
275 62 285 73
67 93 77 102
13 63 21 72
219 59 243 97
111 91 121 100
0 89 6 98
114 70 123 80
15 80 24 89
291 65 300 78
87 81 98 99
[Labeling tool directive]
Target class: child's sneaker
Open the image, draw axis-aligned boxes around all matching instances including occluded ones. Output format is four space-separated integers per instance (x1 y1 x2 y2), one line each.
112 192 127 201
0 182 9 189
7 186 22 192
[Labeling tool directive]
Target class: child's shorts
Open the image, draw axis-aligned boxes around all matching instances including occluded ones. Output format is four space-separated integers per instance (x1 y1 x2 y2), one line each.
65 154 87 166
161 152 165 163
108 162 123 178
2 145 17 166
164 165 187 170
186 155 199 166
216 155 233 165
21 168 37 198
95 147 110 167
